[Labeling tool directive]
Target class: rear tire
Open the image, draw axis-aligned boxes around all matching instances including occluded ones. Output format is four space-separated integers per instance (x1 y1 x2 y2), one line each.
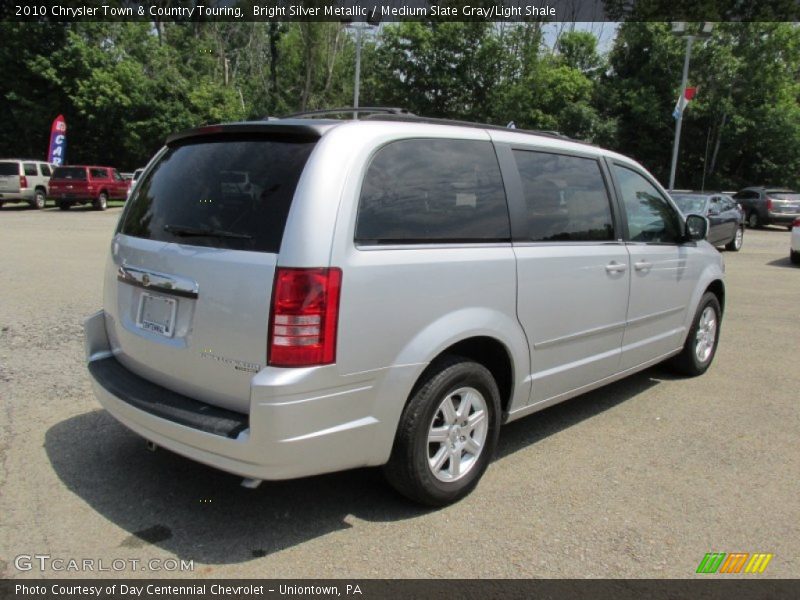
31 189 46 209
747 212 761 229
93 192 108 211
725 227 743 251
791 250 800 265
383 356 501 506
57 201 70 211
668 292 721 376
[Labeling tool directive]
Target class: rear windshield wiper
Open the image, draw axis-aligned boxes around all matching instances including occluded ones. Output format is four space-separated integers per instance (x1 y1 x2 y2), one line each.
163 224 252 240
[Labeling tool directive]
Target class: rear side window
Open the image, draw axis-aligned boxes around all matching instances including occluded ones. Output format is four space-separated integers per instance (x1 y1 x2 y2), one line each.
39 164 51 176
513 150 614 242
0 162 19 176
24 163 37 176
90 168 108 179
355 139 510 244
52 167 86 180
119 135 317 253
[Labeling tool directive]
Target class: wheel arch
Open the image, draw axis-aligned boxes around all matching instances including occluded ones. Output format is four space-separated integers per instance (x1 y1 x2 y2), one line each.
410 336 516 420
705 279 725 315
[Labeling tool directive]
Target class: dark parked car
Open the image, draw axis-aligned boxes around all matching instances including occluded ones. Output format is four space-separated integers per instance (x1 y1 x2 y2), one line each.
733 187 800 230
48 165 130 211
671 192 744 251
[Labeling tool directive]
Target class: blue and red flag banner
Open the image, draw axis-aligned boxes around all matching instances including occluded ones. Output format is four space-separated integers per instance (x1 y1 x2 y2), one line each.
673 87 697 120
47 115 67 165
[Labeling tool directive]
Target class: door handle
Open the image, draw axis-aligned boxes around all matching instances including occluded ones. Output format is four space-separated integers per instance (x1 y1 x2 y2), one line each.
634 260 652 271
605 261 627 274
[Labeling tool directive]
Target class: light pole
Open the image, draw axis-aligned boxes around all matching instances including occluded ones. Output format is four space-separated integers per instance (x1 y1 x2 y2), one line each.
347 21 377 118
668 22 713 191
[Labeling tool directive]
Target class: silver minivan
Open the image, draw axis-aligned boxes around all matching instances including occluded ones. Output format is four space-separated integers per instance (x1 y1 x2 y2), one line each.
85 114 725 505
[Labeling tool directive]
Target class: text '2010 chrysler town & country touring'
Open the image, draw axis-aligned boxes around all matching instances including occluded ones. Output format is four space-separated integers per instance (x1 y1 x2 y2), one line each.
84 114 725 505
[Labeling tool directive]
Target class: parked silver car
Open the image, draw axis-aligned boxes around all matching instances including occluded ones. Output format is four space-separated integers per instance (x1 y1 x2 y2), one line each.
0 159 54 209
85 113 726 505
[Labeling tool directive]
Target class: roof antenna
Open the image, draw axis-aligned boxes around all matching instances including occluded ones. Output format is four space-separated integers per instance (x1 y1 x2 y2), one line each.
507 121 516 129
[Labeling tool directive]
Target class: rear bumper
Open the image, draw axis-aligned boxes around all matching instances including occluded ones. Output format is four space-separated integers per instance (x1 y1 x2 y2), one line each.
84 310 411 481
767 211 800 225
0 189 34 202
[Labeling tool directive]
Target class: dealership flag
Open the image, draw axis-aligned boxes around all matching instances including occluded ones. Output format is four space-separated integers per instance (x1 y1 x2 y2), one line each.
47 115 67 166
673 87 697 120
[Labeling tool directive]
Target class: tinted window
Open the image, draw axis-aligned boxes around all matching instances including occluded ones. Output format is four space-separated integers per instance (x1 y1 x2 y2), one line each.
52 167 86 180
768 191 800 201
119 136 316 253
90 168 108 179
513 151 614 242
613 165 682 243
356 139 510 244
671 194 708 215
39 164 51 176
112 170 123 181
0 162 19 176
23 163 37 176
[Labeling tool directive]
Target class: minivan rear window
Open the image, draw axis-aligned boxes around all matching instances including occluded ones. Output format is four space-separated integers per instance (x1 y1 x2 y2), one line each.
768 191 800 201
52 167 87 180
119 135 317 253
0 162 19 176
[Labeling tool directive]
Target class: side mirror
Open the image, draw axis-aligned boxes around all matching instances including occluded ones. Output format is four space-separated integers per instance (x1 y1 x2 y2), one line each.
685 214 709 241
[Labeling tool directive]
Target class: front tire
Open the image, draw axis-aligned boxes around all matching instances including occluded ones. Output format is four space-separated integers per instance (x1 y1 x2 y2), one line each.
57 201 70 210
383 356 501 506
93 192 108 211
725 227 744 251
668 292 721 376
747 212 761 229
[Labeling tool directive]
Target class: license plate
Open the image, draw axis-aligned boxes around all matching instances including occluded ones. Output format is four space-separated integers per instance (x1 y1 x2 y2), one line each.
136 293 177 337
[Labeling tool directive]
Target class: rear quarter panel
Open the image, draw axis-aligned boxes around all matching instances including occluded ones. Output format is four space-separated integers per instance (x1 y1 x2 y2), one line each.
290 123 531 420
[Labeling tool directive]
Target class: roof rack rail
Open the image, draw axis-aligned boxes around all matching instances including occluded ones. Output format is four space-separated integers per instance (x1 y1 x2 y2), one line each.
280 107 414 119
361 113 589 144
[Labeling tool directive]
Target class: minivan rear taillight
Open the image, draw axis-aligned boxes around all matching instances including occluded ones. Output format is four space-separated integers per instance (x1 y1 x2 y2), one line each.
766 197 773 211
793 217 800 229
268 267 342 367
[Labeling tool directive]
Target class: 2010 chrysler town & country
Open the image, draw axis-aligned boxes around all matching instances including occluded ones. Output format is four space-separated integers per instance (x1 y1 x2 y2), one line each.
84 114 725 505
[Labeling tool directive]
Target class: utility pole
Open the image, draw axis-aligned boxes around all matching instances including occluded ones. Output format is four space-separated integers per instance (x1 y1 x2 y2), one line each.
668 22 713 191
353 23 363 118
345 20 378 119
668 34 693 191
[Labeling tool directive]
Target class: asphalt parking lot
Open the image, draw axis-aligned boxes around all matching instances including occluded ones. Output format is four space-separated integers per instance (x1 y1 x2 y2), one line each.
1 205 798 579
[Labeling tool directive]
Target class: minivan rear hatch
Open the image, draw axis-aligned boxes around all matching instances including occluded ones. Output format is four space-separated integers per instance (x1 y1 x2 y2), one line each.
107 125 321 413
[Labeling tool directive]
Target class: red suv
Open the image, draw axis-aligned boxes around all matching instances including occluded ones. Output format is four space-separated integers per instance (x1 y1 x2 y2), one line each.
48 165 130 211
